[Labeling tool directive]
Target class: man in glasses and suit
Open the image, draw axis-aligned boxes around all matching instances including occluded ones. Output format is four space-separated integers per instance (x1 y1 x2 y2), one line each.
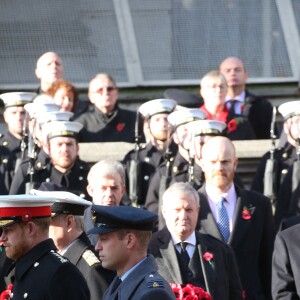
75 73 142 143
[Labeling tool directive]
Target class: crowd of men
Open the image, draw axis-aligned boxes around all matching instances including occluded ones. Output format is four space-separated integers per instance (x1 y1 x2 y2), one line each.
0 51 299 299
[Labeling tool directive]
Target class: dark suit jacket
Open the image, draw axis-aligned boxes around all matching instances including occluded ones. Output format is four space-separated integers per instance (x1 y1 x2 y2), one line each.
244 90 273 140
272 223 300 299
148 228 243 300
103 255 175 300
198 185 275 300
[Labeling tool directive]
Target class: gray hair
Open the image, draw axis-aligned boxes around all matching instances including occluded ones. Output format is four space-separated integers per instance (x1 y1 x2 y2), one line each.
162 182 200 207
200 70 227 88
89 73 116 89
87 159 125 185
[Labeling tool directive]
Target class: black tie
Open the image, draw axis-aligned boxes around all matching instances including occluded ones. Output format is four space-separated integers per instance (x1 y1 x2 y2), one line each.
179 242 190 266
228 99 237 114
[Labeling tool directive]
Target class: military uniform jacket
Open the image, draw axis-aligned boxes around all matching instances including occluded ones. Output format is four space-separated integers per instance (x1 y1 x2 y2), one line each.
274 162 300 230
9 156 90 199
0 131 25 194
63 232 115 300
5 239 90 300
148 228 243 300
123 142 176 206
198 184 275 300
251 143 296 200
145 152 202 213
272 223 300 299
75 105 139 143
103 255 175 300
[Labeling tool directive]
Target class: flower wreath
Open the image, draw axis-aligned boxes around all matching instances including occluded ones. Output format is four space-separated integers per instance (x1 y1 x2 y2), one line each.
170 283 212 300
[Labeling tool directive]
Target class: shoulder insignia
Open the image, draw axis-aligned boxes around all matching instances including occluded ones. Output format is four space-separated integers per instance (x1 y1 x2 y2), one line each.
145 273 164 288
51 251 69 263
82 249 101 266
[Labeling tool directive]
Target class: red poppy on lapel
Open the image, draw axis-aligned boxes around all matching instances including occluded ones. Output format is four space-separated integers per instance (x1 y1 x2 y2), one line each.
116 123 125 132
203 251 213 262
242 206 256 220
227 119 237 132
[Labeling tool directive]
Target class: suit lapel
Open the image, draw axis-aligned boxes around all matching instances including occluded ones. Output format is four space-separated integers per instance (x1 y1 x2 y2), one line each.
195 234 216 297
229 187 253 248
159 230 184 283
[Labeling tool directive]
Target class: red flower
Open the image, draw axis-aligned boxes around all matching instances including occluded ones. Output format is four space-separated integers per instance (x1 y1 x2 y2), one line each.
203 252 213 262
242 206 255 220
0 284 13 300
242 210 251 220
116 123 125 132
227 119 237 132
170 283 212 300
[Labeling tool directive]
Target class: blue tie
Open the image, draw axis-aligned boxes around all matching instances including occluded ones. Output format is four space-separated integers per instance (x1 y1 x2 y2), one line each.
216 198 230 243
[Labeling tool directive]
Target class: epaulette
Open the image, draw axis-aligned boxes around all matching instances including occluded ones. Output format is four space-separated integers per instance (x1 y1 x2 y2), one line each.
145 273 165 288
82 249 101 266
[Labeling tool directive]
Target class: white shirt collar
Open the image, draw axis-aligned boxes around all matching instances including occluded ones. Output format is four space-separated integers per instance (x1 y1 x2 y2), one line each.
170 231 196 247
225 90 246 103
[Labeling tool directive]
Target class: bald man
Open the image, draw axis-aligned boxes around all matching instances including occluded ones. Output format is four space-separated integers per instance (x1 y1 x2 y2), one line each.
197 136 275 300
219 56 273 139
35 52 63 94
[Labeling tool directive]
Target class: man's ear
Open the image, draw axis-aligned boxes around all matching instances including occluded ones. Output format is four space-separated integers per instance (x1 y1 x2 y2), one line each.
86 184 94 198
126 232 137 249
35 67 41 80
26 221 37 236
66 215 75 231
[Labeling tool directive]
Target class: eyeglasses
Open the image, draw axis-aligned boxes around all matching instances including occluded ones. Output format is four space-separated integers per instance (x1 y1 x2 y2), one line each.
93 86 116 94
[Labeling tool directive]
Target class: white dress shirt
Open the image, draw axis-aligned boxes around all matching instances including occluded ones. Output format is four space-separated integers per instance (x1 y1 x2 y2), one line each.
206 183 237 233
171 231 196 259
225 91 246 115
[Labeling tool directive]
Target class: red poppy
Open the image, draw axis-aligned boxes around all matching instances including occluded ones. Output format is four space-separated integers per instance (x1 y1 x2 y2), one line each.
242 209 251 220
227 119 237 132
203 251 214 262
169 283 212 300
116 123 125 132
0 284 13 300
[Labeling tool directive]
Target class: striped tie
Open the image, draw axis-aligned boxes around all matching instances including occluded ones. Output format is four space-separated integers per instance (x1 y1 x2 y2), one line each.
216 197 230 243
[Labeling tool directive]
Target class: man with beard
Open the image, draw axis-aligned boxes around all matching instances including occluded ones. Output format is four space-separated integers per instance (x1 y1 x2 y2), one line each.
84 160 126 245
122 98 177 206
0 194 90 299
35 52 63 94
198 136 275 300
31 184 115 300
219 56 274 139
9 121 90 199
